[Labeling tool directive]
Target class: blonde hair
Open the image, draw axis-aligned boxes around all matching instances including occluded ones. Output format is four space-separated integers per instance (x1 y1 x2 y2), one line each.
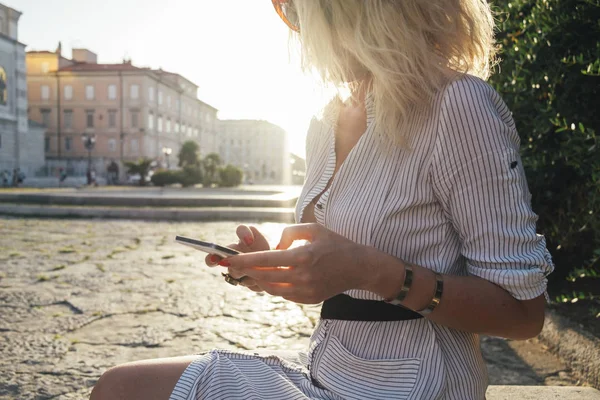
291 0 497 145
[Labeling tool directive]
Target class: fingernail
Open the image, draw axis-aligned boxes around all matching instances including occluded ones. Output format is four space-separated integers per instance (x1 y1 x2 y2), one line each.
218 259 231 267
244 236 253 246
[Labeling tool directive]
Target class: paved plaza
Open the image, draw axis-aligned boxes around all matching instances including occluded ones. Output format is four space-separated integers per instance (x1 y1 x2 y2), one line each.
0 218 582 399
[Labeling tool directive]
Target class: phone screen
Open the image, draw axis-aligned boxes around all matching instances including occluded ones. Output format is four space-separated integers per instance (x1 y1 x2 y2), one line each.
175 236 239 258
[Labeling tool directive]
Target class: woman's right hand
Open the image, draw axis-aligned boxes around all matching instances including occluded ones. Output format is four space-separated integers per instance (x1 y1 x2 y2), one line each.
204 225 270 292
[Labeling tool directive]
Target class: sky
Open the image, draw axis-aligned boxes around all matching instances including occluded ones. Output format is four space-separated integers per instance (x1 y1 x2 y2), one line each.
12 0 331 158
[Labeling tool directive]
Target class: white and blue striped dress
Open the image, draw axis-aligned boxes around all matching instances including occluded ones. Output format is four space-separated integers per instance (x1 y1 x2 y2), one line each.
169 75 554 400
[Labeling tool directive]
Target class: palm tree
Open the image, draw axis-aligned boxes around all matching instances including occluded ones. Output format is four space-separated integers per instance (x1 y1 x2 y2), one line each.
124 158 153 186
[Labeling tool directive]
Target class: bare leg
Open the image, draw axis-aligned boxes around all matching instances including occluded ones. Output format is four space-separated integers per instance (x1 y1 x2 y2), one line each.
90 355 199 400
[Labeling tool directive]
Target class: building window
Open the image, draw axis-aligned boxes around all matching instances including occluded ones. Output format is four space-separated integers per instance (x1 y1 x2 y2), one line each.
175 98 180 111
158 116 163 132
86 110 95 128
130 84 139 99
131 139 139 155
64 137 72 152
0 67 8 106
45 137 50 152
166 118 171 133
108 138 116 152
167 95 171 108
148 87 154 102
148 112 154 130
41 62 49 73
41 108 51 127
158 91 163 105
63 110 73 129
131 110 139 128
41 85 50 100
108 110 117 128
64 85 73 100
86 85 95 100
175 122 180 133
108 84 117 100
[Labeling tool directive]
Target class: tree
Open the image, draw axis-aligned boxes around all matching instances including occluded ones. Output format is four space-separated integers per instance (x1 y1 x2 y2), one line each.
124 158 153 186
488 0 599 290
202 153 222 186
218 165 243 187
178 141 201 168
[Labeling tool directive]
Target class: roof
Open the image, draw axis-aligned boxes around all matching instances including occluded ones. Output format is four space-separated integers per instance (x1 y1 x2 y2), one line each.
59 62 147 72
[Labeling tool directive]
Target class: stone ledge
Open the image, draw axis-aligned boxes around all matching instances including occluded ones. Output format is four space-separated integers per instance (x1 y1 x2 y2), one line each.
0 203 296 222
539 309 600 389
486 385 600 399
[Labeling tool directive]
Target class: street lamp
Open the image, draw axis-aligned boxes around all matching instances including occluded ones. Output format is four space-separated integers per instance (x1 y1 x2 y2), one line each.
81 133 96 172
162 147 172 169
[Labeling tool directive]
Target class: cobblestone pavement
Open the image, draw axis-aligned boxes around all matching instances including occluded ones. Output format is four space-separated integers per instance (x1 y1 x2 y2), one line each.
0 218 581 399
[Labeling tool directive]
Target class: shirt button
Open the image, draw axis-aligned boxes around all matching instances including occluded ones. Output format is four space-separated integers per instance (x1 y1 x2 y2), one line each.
316 203 323 210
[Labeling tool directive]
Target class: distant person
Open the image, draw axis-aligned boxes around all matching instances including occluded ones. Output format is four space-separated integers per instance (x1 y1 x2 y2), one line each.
92 1 554 400
91 169 98 187
107 161 119 185
1 170 8 187
11 168 18 187
59 168 67 187
17 169 25 185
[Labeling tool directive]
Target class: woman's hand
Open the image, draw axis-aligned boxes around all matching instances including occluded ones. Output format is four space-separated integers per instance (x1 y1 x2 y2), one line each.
205 225 270 293
218 223 372 304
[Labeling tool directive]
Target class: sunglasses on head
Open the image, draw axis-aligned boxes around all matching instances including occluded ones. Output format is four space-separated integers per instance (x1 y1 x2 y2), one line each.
272 0 300 32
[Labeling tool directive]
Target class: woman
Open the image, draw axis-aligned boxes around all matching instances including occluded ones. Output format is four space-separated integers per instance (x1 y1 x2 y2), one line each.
91 0 553 399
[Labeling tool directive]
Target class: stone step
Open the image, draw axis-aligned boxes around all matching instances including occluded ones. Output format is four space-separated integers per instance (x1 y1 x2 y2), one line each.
487 385 600 399
0 203 296 222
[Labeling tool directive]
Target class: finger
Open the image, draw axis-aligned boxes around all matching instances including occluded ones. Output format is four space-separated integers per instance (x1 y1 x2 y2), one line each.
223 247 308 269
230 265 296 283
236 225 254 247
277 224 322 250
205 254 222 267
249 226 271 250
239 277 258 287
227 267 249 281
205 243 243 267
246 285 264 293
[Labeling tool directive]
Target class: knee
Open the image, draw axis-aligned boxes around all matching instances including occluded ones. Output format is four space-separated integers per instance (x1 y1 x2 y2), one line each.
89 364 131 400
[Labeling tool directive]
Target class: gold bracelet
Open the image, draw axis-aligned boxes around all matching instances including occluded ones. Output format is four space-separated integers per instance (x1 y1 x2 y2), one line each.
417 273 444 316
384 265 414 305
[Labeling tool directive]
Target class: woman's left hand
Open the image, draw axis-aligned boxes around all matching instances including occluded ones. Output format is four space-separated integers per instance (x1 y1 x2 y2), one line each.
219 223 373 304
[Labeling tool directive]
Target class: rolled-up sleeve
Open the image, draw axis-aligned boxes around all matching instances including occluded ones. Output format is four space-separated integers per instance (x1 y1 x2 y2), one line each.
430 76 554 301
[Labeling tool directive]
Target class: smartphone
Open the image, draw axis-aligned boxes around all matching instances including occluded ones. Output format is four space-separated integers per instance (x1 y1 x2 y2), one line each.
175 236 240 258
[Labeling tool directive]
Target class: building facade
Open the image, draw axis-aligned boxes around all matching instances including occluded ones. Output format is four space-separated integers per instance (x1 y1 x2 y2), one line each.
26 48 218 176
0 3 44 177
217 119 291 185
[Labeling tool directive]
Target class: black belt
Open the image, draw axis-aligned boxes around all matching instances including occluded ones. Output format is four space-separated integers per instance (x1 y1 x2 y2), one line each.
321 294 423 321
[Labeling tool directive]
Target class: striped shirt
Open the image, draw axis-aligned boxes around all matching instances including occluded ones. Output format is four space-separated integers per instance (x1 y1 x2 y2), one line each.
169 75 554 400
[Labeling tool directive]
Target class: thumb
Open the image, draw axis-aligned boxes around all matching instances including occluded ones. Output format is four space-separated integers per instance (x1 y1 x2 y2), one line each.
277 224 320 250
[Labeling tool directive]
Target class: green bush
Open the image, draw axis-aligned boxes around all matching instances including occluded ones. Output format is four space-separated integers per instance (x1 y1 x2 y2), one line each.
488 0 599 285
218 165 243 187
150 170 180 187
179 166 203 188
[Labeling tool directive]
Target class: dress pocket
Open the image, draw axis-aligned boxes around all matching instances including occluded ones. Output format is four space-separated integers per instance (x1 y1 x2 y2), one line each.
314 335 421 400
